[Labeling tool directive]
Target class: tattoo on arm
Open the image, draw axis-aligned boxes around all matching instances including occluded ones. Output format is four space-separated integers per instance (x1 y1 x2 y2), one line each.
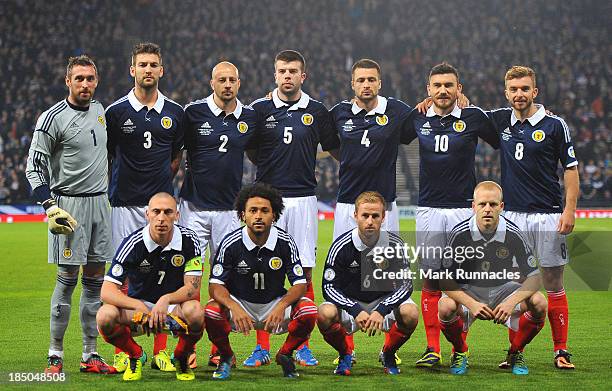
186 277 200 299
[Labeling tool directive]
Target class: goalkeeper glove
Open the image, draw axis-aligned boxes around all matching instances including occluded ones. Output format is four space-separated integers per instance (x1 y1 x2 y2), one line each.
42 198 77 235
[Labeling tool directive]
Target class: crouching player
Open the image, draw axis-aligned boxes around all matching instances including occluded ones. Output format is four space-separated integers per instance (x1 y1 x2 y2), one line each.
96 192 205 381
204 183 317 379
318 191 418 375
439 181 547 375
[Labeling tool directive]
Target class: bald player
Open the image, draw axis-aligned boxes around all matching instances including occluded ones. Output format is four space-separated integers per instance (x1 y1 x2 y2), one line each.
179 61 260 366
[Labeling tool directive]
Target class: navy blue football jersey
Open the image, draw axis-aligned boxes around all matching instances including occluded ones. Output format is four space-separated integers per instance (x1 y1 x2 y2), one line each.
209 226 306 304
487 105 578 212
405 105 499 208
322 228 413 317
105 224 202 303
250 90 339 197
330 96 412 204
106 90 184 207
443 215 538 288
179 95 259 210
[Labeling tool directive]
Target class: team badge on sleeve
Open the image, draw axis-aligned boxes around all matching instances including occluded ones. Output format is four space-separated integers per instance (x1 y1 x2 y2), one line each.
568 146 575 158
97 115 105 126
112 264 123 277
269 257 283 270
212 264 224 277
376 114 389 126
63 248 73 259
532 130 545 142
161 116 173 129
301 113 314 126
527 255 537 268
293 264 304 277
237 121 249 133
171 254 185 267
323 268 335 281
453 120 466 132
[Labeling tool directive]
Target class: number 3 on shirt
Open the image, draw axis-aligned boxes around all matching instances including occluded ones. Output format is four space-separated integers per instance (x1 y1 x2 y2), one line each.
143 131 152 149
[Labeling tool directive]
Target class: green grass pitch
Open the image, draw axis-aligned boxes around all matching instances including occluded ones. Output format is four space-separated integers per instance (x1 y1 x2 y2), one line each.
0 219 610 390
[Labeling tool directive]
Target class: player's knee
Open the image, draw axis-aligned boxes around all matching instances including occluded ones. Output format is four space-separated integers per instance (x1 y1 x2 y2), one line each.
317 303 338 326
181 300 205 327
398 303 419 331
438 297 457 321
541 266 564 291
57 265 79 279
96 304 119 330
530 292 548 317
82 263 106 278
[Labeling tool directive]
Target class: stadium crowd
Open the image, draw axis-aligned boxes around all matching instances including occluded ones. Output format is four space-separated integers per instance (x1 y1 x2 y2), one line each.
1 0 609 206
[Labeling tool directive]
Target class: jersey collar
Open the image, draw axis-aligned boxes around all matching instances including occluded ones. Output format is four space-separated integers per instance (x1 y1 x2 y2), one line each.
510 104 545 126
426 103 462 119
272 88 310 111
351 227 390 252
351 96 388 116
469 215 506 243
206 94 244 118
242 225 278 251
128 89 165 114
143 224 183 252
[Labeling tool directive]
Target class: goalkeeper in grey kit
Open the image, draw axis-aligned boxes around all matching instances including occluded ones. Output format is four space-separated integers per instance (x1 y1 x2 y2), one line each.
25 55 116 374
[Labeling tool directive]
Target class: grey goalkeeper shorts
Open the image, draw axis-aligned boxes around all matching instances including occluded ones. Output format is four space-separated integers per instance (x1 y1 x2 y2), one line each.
48 193 112 265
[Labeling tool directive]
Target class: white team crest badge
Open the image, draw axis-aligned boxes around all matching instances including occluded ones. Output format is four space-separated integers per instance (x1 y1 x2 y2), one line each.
161 116 173 129
293 264 304 277
212 264 224 276
568 146 575 158
112 264 123 277
532 130 545 142
323 268 335 281
237 121 249 133
376 114 389 126
301 113 314 126
453 120 466 132
269 257 283 270
171 254 185 267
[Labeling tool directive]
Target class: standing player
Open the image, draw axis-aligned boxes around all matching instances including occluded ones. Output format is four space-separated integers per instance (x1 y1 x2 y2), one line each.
318 191 418 375
405 63 499 367
179 61 259 367
204 183 318 379
329 59 413 362
439 181 547 375
25 55 115 374
487 66 579 369
105 42 184 372
246 50 338 367
97 192 204 381
179 61 258 266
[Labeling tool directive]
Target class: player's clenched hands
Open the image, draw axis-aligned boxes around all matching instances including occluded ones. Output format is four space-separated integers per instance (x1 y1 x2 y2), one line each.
355 311 370 332
230 304 254 335
364 311 384 336
264 303 287 334
493 301 516 324
149 295 170 334
467 301 494 320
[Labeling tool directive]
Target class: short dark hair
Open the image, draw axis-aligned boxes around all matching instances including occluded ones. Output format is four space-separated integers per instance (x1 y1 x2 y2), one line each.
275 50 306 72
132 42 162 65
429 62 459 82
351 58 381 78
66 55 98 78
235 183 284 222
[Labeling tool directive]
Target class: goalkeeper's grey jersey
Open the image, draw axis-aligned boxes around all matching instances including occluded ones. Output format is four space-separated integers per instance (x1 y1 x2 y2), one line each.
26 99 108 195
